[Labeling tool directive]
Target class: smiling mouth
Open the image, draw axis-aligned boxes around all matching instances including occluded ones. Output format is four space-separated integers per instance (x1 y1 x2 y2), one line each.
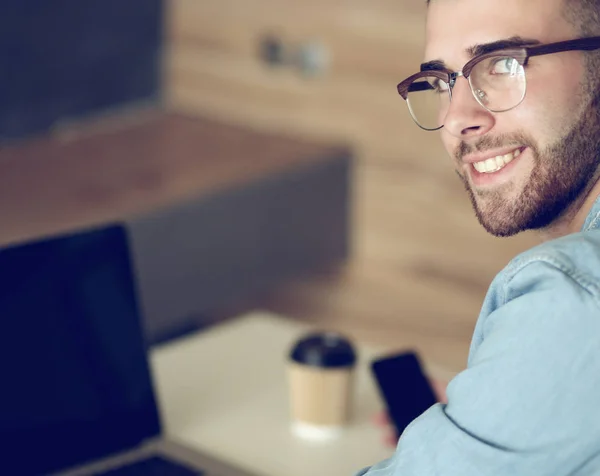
472 148 523 174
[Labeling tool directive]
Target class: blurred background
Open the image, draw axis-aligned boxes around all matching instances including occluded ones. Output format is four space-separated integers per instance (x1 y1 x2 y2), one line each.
0 0 538 374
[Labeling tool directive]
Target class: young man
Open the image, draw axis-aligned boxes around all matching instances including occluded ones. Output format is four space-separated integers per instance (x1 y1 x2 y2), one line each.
356 0 600 474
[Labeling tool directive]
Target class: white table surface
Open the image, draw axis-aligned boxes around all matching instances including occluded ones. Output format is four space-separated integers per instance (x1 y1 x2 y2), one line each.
149 310 396 476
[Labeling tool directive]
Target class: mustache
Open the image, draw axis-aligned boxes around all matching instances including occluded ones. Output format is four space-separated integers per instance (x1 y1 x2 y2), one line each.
455 133 535 161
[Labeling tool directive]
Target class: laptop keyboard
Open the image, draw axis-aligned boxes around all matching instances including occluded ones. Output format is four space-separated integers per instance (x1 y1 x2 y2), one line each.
94 456 203 475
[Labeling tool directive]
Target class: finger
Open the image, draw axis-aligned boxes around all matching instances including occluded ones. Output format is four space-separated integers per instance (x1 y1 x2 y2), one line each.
371 410 390 427
430 378 448 403
383 427 399 448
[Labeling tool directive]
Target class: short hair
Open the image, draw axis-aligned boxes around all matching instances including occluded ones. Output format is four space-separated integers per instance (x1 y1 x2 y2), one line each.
562 0 600 95
562 0 600 37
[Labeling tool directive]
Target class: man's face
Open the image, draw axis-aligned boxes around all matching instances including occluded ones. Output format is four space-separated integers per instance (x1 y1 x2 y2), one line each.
425 0 600 236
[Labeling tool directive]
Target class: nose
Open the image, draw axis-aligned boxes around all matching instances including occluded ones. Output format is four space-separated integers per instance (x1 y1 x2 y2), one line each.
443 76 495 139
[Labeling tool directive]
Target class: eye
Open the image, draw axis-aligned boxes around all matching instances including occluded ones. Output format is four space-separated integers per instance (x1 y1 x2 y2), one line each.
490 57 519 75
430 78 449 93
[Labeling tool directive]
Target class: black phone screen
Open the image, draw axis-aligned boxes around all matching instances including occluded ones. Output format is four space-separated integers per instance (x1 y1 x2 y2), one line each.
371 351 439 437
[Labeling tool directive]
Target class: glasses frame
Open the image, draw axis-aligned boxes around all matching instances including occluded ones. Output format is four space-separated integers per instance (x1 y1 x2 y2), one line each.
397 36 600 131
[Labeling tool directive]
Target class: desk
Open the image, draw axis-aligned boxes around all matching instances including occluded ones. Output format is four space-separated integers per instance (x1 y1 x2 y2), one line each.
150 311 394 476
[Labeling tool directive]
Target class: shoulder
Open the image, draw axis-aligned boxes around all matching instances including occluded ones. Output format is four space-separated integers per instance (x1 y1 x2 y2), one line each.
469 230 600 357
496 229 600 299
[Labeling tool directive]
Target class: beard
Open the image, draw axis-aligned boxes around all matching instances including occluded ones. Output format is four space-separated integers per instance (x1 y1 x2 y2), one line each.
455 89 600 237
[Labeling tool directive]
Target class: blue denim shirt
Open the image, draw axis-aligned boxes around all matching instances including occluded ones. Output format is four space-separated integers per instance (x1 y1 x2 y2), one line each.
356 195 600 476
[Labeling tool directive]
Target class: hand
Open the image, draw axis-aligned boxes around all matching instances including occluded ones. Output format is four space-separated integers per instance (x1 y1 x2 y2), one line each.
372 378 448 448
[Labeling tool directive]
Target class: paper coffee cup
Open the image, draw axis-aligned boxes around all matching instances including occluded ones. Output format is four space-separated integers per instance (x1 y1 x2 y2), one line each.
287 331 357 441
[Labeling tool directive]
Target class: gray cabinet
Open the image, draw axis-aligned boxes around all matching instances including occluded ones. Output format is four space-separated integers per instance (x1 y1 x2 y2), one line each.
126 152 352 344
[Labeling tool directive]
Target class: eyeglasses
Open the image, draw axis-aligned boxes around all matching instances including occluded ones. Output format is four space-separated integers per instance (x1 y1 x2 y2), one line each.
397 36 600 131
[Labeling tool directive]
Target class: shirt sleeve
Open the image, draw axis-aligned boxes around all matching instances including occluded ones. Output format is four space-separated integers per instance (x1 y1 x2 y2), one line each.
358 259 600 476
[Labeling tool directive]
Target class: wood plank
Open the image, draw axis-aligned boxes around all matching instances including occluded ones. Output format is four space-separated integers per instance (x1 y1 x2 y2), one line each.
164 45 445 165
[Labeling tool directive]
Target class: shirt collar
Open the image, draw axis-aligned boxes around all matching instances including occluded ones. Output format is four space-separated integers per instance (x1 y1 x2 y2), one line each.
582 194 600 232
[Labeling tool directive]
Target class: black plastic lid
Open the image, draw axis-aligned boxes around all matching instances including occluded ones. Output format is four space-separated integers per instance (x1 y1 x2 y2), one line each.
289 331 357 368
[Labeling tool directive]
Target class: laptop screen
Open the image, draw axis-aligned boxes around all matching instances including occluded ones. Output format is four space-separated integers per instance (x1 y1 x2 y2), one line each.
0 225 161 475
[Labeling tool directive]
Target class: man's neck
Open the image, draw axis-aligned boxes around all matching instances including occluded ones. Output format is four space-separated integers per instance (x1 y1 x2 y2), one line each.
537 177 600 242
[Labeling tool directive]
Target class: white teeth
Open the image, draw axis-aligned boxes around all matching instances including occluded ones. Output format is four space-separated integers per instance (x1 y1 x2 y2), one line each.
473 148 521 174
484 158 497 171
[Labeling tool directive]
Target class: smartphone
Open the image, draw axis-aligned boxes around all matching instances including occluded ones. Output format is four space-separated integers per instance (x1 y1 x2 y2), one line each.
370 351 439 438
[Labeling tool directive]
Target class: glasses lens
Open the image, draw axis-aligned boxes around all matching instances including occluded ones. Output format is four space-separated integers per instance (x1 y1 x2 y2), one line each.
469 56 526 112
405 76 449 130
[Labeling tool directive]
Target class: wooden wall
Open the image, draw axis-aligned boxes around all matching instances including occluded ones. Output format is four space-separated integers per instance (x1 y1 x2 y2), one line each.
162 0 539 369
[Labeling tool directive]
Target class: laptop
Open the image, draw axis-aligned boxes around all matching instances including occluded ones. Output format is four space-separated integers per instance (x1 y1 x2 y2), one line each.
0 224 258 476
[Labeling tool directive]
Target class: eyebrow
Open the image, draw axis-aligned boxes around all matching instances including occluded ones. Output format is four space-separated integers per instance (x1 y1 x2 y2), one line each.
419 36 542 72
